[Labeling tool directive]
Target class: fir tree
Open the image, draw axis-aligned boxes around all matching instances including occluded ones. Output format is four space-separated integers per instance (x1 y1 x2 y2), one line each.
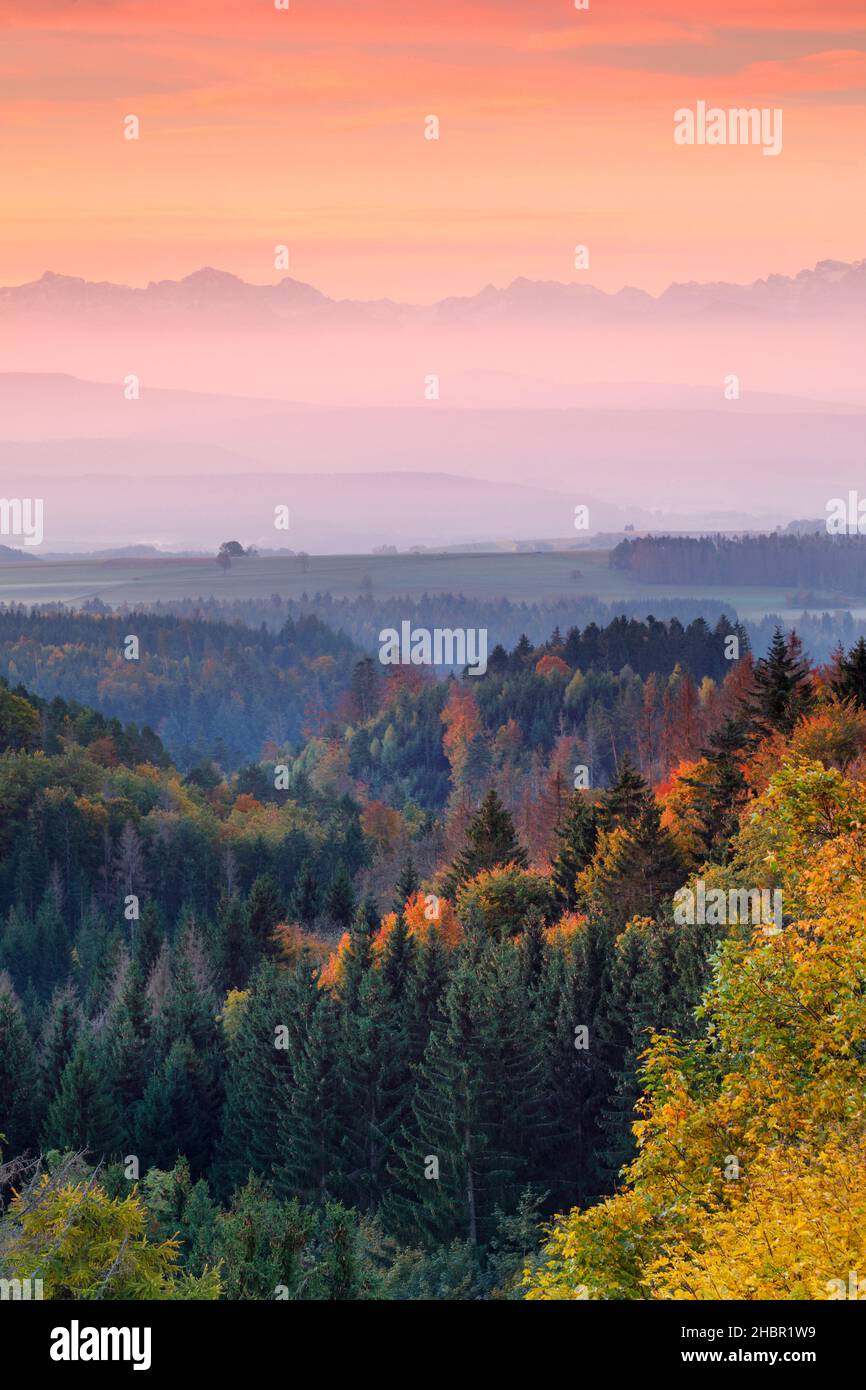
217 893 254 990
390 939 544 1247
532 916 613 1207
137 1039 219 1175
133 901 164 976
380 910 415 1005
276 986 348 1204
214 958 311 1199
339 964 412 1212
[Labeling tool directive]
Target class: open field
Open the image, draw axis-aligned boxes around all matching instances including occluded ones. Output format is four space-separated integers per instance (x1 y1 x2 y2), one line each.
0 548 858 621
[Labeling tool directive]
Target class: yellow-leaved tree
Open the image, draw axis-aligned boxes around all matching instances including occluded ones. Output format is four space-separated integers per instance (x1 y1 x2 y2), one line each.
0 1167 221 1300
524 754 866 1300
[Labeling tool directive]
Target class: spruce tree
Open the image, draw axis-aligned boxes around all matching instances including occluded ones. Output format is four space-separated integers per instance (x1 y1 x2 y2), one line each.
532 916 613 1208
133 900 164 976
339 963 412 1213
445 788 527 896
0 980 42 1156
392 856 420 913
389 939 544 1247
550 793 598 910
404 929 449 1067
276 985 348 1204
217 893 255 989
833 636 866 709
325 863 355 931
245 873 284 957
681 716 749 862
136 1039 218 1176
41 984 82 1100
214 958 311 1198
43 1032 122 1158
380 910 415 1004
747 626 814 736
290 861 320 927
594 796 687 925
596 754 651 834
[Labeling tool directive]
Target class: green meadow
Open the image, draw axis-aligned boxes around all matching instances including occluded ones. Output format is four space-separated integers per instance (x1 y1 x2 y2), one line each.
0 548 846 620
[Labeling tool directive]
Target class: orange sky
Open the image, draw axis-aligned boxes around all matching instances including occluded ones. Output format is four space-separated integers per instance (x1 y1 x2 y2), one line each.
1 0 864 299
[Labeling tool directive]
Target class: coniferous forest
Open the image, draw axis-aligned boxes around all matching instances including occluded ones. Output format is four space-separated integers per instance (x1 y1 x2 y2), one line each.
2 608 865 1302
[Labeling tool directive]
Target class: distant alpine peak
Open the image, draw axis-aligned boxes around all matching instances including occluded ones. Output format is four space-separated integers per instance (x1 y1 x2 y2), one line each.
3 258 863 322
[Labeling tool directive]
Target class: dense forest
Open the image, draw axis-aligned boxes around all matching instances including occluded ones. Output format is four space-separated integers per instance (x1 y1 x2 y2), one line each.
612 531 866 594
2 611 865 1299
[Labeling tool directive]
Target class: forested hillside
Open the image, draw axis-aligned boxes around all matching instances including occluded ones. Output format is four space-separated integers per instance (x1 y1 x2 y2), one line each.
2 617 865 1299
0 606 358 770
612 532 866 592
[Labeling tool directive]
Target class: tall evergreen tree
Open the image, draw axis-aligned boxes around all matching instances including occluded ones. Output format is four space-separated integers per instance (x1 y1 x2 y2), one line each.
217 893 255 989
276 986 348 1204
446 788 527 896
681 716 750 862
245 874 284 957
0 979 43 1156
594 796 687 926
746 626 814 736
136 1039 219 1176
389 939 544 1248
833 635 866 709
43 1032 122 1157
214 958 312 1199
596 754 651 834
290 860 320 928
325 863 355 931
392 856 420 913
41 984 82 1100
550 793 598 910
